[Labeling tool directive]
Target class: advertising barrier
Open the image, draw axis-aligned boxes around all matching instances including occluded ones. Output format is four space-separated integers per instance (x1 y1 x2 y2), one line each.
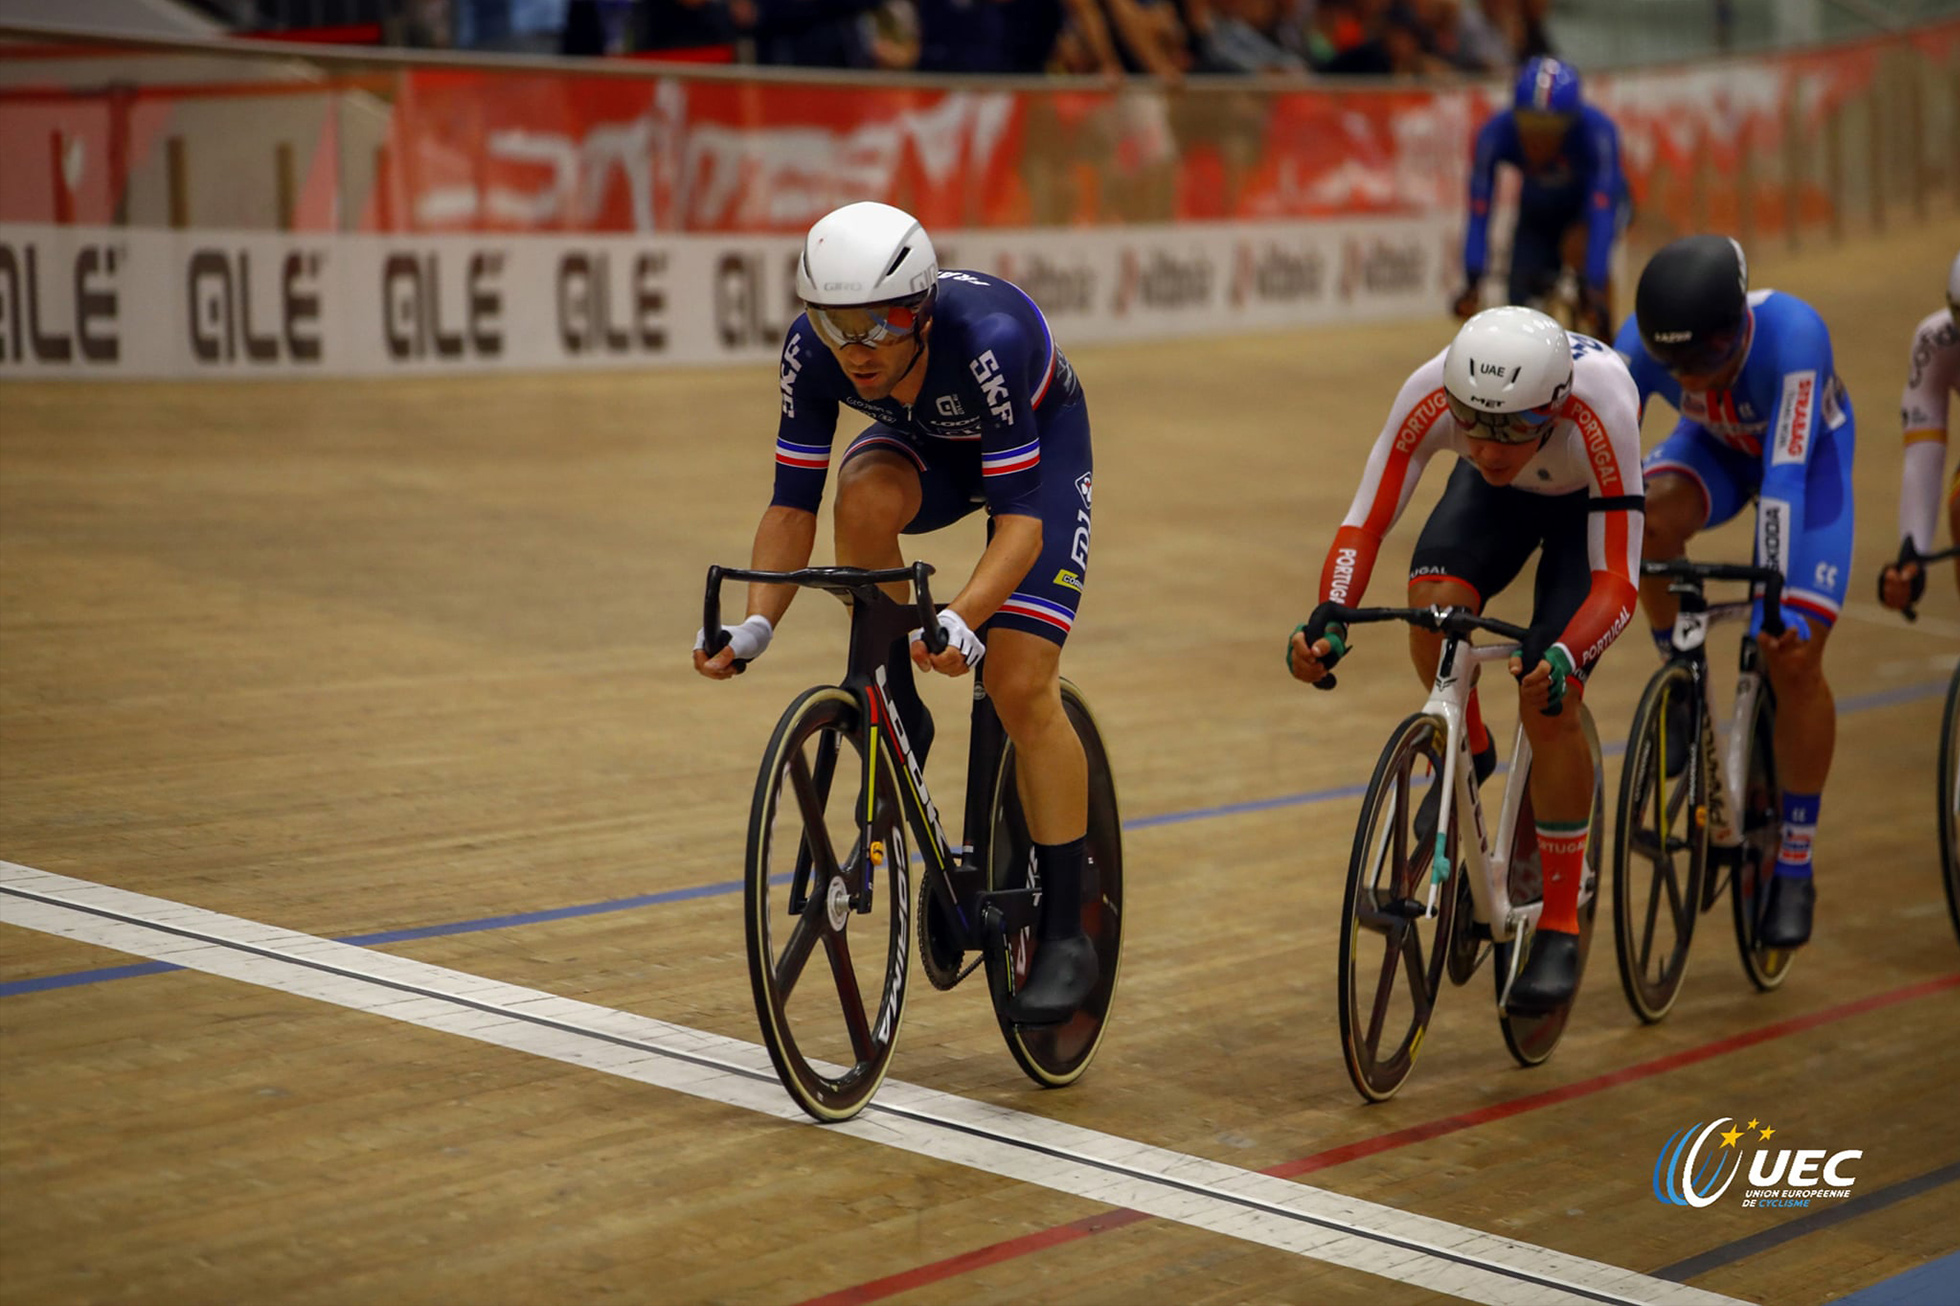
0 215 1455 378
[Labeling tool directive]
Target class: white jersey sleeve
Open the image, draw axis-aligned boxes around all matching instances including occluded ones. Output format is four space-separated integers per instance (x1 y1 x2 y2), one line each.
1900 309 1959 552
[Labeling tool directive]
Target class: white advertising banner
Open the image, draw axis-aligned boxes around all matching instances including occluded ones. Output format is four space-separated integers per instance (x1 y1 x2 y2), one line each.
0 218 1455 380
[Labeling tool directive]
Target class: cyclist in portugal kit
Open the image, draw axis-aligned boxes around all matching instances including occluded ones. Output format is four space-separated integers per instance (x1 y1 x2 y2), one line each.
1878 251 1960 612
1614 235 1857 951
691 202 1099 1026
1289 307 1646 1013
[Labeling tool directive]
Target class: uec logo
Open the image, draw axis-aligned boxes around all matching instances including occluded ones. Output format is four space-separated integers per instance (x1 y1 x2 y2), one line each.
1654 1117 1861 1207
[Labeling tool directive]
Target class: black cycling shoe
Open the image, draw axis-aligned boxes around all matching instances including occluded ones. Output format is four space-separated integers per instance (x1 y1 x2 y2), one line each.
1662 685 1695 778
1414 740 1498 854
1506 928 1581 1015
1006 933 1099 1026
1758 873 1815 948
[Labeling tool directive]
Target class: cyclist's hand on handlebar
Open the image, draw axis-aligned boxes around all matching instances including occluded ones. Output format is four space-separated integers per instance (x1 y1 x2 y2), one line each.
693 614 773 680
1878 561 1922 612
911 609 984 677
1510 645 1576 716
1287 621 1346 686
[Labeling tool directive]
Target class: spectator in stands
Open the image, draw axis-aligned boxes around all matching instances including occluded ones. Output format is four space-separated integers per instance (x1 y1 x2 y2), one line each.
638 0 739 53
743 0 889 66
1194 0 1307 73
1010 0 1126 74
1105 0 1193 82
1423 0 1507 71
1316 1 1436 76
915 0 1012 72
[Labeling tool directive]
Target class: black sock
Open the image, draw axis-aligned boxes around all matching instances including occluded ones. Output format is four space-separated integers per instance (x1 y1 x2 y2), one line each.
1037 836 1087 941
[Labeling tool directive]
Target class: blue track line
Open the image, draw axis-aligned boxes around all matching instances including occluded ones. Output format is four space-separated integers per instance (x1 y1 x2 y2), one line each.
4 676 1947 1000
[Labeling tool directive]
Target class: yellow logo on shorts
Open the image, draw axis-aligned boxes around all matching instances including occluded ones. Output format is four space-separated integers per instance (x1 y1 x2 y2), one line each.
1054 568 1083 592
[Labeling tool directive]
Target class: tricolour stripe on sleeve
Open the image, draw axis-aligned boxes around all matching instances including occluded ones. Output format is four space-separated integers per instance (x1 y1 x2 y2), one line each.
775 437 832 470
982 438 1041 477
997 593 1074 634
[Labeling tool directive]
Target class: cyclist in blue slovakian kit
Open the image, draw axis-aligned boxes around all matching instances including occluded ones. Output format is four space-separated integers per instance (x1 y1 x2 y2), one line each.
1615 234 1857 951
691 201 1099 1025
1455 56 1629 340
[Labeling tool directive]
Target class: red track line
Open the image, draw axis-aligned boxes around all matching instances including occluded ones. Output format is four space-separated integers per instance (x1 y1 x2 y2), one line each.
799 972 1960 1306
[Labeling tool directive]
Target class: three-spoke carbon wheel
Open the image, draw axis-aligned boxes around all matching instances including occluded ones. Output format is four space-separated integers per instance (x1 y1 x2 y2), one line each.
984 680 1124 1088
1338 712 1458 1103
745 686 912 1122
1611 662 1710 1023
1731 687 1796 991
1495 705 1604 1067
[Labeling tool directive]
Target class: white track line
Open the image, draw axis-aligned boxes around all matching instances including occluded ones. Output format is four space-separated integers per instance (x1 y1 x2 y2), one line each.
0 861 1739 1306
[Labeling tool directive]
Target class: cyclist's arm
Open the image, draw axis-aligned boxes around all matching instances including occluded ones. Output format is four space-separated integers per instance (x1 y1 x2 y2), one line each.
1580 109 1622 294
949 512 1043 630
1899 313 1958 553
754 319 843 624
963 320 1051 627
1552 377 1644 669
1318 361 1451 606
1610 311 1675 421
1756 310 1835 605
1462 116 1506 285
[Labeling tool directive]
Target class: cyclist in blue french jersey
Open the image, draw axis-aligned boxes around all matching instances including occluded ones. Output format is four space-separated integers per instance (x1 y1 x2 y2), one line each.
691 201 1099 1026
1614 234 1856 951
1455 56 1629 341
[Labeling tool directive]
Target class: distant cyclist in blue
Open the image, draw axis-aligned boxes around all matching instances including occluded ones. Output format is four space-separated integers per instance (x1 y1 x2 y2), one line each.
691 201 1099 1028
1615 234 1856 952
1455 56 1629 340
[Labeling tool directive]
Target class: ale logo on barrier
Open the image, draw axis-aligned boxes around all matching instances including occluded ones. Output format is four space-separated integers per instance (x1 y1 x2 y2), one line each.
383 251 504 361
1653 1117 1861 1209
557 250 667 357
188 248 324 365
0 240 122 366
714 251 801 351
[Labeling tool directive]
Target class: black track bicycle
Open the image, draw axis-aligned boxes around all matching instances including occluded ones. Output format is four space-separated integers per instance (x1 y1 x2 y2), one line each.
704 562 1123 1122
1609 559 1796 1023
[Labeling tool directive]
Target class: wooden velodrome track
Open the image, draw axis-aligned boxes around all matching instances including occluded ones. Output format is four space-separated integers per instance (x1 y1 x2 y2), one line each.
4 217 1957 1306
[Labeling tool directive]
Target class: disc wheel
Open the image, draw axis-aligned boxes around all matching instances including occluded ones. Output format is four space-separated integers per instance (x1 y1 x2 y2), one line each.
1610 661 1710 1023
984 680 1124 1088
744 686 911 1122
1337 712 1457 1102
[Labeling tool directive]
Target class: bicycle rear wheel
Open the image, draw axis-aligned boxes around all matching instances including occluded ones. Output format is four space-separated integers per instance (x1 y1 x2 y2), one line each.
1337 712 1456 1102
745 686 912 1122
985 680 1124 1088
1610 661 1709 1023
1496 705 1604 1066
1940 661 1960 947
1731 684 1796 990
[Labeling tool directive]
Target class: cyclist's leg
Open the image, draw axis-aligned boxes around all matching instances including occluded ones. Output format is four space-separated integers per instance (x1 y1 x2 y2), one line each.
1409 462 1540 766
1756 418 1854 938
1949 467 1960 598
1507 492 1600 1010
1506 214 1563 308
988 400 1096 1022
1638 422 1754 645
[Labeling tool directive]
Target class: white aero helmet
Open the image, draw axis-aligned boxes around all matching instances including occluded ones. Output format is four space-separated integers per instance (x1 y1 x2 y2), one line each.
1442 306 1574 443
797 201 939 350
1947 250 1959 326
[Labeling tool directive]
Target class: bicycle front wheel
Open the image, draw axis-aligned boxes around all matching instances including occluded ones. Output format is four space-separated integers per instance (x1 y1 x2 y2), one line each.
985 679 1124 1089
1611 661 1709 1023
1337 712 1456 1103
745 686 912 1122
1497 704 1604 1067
1731 683 1796 990
1940 660 1960 947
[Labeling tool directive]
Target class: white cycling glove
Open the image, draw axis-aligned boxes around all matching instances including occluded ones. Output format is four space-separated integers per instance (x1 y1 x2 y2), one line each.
695 614 774 663
912 609 985 668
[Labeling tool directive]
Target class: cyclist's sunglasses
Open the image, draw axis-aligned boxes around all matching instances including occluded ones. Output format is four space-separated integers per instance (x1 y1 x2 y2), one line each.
1446 392 1564 444
805 297 928 351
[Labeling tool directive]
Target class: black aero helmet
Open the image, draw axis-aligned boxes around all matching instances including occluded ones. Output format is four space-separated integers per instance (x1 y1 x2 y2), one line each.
1636 235 1750 376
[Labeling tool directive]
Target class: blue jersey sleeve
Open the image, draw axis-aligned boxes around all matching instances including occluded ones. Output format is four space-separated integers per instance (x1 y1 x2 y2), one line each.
1463 114 1509 281
1612 311 1678 418
966 314 1049 518
769 318 841 514
1580 107 1623 293
1756 300 1835 589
